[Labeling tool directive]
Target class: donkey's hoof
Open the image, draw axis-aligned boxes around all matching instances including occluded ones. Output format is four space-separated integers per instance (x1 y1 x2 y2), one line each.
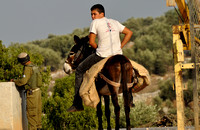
130 103 135 107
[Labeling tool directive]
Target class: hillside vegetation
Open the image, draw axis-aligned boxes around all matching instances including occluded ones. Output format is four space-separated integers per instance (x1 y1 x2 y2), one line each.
3 9 178 75
1 9 196 129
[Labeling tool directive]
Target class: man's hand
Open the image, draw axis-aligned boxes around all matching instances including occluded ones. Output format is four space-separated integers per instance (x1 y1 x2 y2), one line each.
10 79 14 82
121 27 133 48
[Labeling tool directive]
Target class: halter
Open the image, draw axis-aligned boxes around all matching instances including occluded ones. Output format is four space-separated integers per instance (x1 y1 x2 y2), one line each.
65 43 86 70
73 45 83 64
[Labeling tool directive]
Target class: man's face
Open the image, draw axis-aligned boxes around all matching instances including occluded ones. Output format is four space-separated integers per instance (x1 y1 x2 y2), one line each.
91 9 104 20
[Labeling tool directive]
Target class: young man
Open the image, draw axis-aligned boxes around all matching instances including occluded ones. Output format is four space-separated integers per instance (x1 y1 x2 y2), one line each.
12 52 42 130
67 4 133 112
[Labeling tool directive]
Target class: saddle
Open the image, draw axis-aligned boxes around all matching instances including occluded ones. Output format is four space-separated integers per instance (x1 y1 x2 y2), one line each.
79 57 151 108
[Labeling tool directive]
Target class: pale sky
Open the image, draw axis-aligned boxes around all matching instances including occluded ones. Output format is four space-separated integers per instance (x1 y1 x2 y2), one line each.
0 0 172 46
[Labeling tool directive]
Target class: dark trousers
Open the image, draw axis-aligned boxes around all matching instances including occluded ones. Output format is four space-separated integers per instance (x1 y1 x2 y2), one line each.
73 53 104 107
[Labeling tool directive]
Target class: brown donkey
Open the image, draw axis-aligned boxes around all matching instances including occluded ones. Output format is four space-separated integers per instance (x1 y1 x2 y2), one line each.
64 35 136 130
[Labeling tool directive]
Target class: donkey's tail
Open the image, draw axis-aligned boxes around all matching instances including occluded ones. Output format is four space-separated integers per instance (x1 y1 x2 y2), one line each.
120 56 133 129
121 57 133 108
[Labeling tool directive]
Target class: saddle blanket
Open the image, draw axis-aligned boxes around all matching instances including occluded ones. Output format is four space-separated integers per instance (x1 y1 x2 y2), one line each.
79 57 151 108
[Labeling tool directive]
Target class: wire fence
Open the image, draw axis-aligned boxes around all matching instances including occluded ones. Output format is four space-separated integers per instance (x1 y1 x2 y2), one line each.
187 0 200 129
118 126 194 130
187 0 200 88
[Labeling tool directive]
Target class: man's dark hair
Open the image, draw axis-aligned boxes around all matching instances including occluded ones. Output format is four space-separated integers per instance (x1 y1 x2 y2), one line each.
91 4 105 16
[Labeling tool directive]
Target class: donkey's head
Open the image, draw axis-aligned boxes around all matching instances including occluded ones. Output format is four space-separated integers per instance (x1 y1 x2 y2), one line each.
63 35 95 74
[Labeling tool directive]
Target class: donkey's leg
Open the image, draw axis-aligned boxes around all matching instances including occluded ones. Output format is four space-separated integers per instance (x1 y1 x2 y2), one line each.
122 83 131 130
103 95 111 130
97 97 103 130
110 93 120 130
123 92 131 130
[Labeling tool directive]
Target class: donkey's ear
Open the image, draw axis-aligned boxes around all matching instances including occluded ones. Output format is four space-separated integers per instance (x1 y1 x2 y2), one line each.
83 35 89 42
74 35 80 44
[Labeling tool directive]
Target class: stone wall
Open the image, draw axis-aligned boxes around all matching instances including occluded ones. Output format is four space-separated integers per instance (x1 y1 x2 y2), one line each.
0 82 23 130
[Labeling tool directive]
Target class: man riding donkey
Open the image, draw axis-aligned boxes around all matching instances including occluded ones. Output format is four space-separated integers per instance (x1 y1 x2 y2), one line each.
67 4 133 112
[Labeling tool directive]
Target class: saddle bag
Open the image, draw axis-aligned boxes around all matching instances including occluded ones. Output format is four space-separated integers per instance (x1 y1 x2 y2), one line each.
79 58 110 108
80 78 100 108
79 58 151 108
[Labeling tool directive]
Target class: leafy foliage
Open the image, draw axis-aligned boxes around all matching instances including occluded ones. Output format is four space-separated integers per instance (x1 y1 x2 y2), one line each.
158 79 175 101
22 43 61 71
43 73 160 129
153 78 198 126
6 9 178 76
123 14 174 75
43 74 99 129
0 42 33 81
38 35 72 58
1 9 185 128
117 100 160 128
130 102 159 127
0 41 51 121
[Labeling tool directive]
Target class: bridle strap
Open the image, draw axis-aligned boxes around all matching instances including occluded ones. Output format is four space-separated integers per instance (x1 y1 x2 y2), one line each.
73 46 83 64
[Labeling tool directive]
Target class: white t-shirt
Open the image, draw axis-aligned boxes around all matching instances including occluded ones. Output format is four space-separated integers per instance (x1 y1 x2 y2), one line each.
89 17 125 57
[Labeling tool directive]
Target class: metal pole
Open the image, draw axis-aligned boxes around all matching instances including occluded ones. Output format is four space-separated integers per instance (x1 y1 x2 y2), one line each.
174 64 185 130
173 31 185 130
17 87 28 130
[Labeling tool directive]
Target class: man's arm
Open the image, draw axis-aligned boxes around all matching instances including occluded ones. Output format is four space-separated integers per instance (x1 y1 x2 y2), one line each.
121 27 133 48
89 32 98 49
14 66 32 86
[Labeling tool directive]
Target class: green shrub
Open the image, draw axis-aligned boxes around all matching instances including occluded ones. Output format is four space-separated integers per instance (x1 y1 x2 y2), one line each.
0 42 51 125
43 74 100 129
118 101 160 128
159 79 175 101
153 96 163 107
